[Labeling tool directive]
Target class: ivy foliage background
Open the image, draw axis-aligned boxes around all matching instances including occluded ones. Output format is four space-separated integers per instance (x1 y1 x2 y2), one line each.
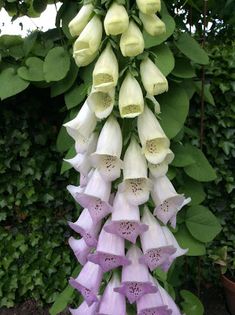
0 0 234 312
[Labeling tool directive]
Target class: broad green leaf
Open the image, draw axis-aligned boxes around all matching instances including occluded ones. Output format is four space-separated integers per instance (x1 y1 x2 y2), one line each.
172 58 196 78
179 177 206 206
194 82 215 105
171 144 195 167
174 225 206 256
23 31 38 55
17 57 44 81
61 146 76 174
144 14 175 48
185 205 222 243
49 266 80 315
184 144 217 182
56 125 74 153
180 290 204 315
151 43 175 76
51 60 78 97
65 83 88 110
33 0 47 13
181 79 196 100
158 85 189 139
43 47 70 82
174 33 209 65
0 68 29 100
61 2 78 39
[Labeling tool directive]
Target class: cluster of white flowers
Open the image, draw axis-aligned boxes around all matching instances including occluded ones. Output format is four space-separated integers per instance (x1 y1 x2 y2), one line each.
64 1 190 314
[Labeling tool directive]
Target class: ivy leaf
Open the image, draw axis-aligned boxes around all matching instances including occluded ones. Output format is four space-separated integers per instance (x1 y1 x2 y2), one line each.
151 43 175 76
0 68 29 100
194 82 215 106
174 225 206 256
158 85 189 139
17 57 44 82
185 205 222 243
174 33 209 65
43 47 70 82
180 290 204 315
183 144 217 182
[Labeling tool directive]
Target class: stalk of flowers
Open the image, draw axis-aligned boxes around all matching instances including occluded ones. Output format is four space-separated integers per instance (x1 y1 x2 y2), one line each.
64 1 190 314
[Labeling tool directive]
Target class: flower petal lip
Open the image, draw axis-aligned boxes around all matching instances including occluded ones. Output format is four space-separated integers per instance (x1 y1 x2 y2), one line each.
69 298 99 315
68 4 94 37
120 21 145 57
136 0 161 15
87 87 115 119
104 2 129 35
139 12 166 36
68 237 91 265
137 290 171 315
148 149 174 178
119 72 144 118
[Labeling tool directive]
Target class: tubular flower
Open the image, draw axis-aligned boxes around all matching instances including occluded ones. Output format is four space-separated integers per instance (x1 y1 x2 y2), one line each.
68 4 94 37
148 149 174 178
88 220 130 272
93 44 119 92
91 116 123 181
119 73 144 118
67 184 84 201
63 100 97 153
139 206 176 271
139 12 166 36
104 2 129 35
104 192 148 244
69 261 103 306
69 299 99 315
74 169 112 224
157 280 182 315
65 133 98 175
114 245 157 303
97 273 126 315
73 15 102 67
140 57 168 96
74 51 98 68
136 0 161 15
87 87 115 119
137 106 170 164
120 21 145 57
137 290 171 315
68 208 101 247
68 237 91 265
119 138 151 205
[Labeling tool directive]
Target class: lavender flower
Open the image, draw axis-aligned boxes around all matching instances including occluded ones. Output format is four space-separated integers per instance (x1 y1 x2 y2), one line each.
68 237 91 265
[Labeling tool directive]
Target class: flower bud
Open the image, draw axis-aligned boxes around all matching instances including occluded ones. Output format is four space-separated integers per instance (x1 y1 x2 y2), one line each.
93 44 119 92
120 21 144 57
140 57 168 95
73 15 102 67
139 12 166 36
119 73 144 118
136 0 161 15
69 4 94 37
104 2 129 35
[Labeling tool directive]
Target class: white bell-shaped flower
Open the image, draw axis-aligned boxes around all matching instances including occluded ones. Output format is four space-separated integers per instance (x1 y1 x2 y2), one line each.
73 51 97 68
137 106 170 164
139 12 166 36
120 21 144 57
87 87 115 119
119 73 144 118
119 138 151 205
140 57 168 96
91 116 123 181
92 44 119 92
63 100 97 153
148 149 174 178
104 2 129 35
69 4 94 37
73 15 102 67
136 0 161 15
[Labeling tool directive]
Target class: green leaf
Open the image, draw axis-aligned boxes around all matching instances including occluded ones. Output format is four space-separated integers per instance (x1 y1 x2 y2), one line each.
61 146 76 174
49 266 80 315
158 85 189 139
184 144 217 182
43 47 70 82
180 290 204 315
17 57 44 81
174 225 206 256
0 68 29 100
56 125 74 153
151 43 175 76
33 0 47 13
144 14 175 48
51 60 78 97
174 33 209 65
194 82 215 105
171 144 195 167
185 205 222 243
65 83 88 110
172 58 196 78
178 177 206 206
61 2 78 39
23 31 38 55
